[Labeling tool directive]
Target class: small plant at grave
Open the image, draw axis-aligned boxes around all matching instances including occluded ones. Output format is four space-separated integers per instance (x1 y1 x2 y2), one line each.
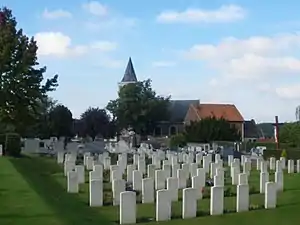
202 187 210 198
249 186 258 195
224 208 235 214
103 170 110 182
224 187 234 197
249 204 264 210
281 149 287 158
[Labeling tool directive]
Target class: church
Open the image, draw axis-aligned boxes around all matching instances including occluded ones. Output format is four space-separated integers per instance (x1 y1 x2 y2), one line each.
119 58 248 139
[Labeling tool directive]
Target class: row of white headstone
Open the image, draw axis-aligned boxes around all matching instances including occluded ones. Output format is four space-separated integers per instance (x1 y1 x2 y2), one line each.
60 150 297 224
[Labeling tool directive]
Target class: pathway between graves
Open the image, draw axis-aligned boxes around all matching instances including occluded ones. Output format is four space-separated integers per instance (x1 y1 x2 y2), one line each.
0 156 113 225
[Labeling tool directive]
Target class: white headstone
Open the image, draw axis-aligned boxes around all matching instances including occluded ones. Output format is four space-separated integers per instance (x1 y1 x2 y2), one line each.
113 179 126 206
75 165 85 184
210 186 224 215
182 188 197 219
67 171 79 193
237 184 249 212
265 182 277 209
156 190 171 221
120 191 136 224
89 179 103 207
142 178 154 203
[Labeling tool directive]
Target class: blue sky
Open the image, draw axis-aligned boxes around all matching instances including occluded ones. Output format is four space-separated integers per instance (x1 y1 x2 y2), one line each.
3 0 300 122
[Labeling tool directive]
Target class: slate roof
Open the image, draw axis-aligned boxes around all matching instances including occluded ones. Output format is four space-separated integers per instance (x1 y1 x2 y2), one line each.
169 100 199 122
121 57 138 83
244 120 262 138
195 104 244 122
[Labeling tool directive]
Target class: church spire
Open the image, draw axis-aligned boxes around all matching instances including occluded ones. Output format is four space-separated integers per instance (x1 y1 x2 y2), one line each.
120 57 138 83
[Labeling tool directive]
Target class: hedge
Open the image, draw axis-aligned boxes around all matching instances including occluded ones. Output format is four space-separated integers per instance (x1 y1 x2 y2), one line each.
263 149 300 160
244 142 299 151
0 133 22 157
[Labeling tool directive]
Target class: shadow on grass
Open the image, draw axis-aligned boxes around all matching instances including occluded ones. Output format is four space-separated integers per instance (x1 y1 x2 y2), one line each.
9 156 116 225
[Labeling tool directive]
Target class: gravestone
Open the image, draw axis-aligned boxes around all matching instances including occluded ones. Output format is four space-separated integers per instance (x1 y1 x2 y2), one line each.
89 179 103 207
120 191 136 224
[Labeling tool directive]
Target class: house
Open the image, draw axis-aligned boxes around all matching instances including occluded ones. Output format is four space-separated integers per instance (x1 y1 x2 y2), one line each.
184 103 245 139
243 119 264 142
119 58 199 137
153 100 199 136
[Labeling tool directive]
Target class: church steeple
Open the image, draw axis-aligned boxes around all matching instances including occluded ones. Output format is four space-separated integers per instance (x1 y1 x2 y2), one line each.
120 57 138 84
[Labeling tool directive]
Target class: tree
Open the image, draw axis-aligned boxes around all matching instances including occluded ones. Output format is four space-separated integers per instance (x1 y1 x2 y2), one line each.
80 107 111 140
107 79 170 135
24 96 57 138
184 117 241 143
48 104 73 138
279 122 300 147
0 7 58 135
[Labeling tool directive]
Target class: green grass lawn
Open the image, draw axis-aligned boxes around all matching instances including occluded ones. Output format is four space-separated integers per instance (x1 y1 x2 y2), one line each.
1 155 300 225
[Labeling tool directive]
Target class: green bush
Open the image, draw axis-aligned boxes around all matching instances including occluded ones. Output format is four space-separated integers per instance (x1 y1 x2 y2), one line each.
263 149 300 160
281 149 287 158
0 133 21 157
169 133 187 149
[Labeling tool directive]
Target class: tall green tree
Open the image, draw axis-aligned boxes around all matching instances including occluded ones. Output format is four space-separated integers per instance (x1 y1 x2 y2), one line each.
80 107 111 140
24 96 57 138
279 122 300 147
106 79 170 135
0 7 58 135
49 104 73 138
185 117 241 143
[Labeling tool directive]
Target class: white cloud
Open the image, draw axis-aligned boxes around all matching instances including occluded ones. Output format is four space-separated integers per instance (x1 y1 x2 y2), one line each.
186 34 300 61
85 17 137 31
97 58 124 68
276 84 300 100
35 32 117 57
90 41 117 51
157 4 246 23
82 1 107 16
184 33 300 81
42 9 72 19
152 61 176 67
183 32 300 113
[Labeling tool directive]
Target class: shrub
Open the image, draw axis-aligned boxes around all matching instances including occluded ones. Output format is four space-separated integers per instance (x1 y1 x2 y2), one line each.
169 133 187 150
0 133 21 157
281 149 287 158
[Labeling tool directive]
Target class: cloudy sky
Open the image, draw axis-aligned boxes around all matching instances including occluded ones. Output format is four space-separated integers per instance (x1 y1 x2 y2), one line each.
3 0 300 122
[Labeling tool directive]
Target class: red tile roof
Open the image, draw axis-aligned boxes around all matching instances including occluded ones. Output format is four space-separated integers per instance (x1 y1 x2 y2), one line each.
194 104 244 122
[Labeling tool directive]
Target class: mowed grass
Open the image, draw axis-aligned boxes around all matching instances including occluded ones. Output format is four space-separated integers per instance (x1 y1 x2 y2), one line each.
1 155 300 225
